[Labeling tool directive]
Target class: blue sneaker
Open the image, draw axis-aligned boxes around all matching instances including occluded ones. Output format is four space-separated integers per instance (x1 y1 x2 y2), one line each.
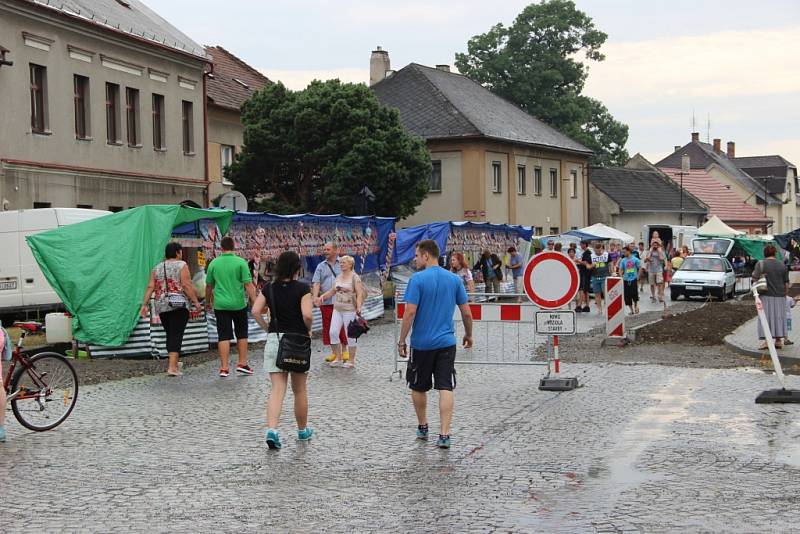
265 429 282 450
297 427 314 441
437 434 451 449
0 426 5 443
416 424 429 441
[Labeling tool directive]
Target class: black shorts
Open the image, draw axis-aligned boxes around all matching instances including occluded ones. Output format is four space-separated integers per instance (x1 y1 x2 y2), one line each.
624 279 639 305
407 345 457 392
159 308 189 353
579 270 591 292
215 307 249 342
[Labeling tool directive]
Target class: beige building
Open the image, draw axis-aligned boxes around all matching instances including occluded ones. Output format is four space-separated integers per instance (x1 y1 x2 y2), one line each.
204 46 270 202
657 133 798 233
370 50 591 233
0 0 209 211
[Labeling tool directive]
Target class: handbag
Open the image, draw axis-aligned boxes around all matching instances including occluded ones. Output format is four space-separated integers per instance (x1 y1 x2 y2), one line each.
268 283 311 373
163 262 187 308
347 314 370 340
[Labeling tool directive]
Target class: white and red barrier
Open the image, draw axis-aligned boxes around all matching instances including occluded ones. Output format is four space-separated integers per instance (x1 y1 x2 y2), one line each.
605 277 625 338
395 302 536 323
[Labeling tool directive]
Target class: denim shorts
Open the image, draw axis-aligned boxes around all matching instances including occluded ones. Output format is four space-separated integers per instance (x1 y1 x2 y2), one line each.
591 277 606 295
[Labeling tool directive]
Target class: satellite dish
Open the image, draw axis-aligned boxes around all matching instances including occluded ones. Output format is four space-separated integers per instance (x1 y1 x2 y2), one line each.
219 191 248 212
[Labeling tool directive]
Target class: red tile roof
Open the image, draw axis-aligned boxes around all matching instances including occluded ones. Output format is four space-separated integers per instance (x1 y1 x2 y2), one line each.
205 46 270 111
660 167 772 224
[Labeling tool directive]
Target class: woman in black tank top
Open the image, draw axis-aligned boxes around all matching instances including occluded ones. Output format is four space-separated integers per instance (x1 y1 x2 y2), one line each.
252 251 314 450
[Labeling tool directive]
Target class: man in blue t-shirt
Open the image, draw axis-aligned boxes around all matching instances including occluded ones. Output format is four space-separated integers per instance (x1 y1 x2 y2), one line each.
398 240 473 450
507 246 524 302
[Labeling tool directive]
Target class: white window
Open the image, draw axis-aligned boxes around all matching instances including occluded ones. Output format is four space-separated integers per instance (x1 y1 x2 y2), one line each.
221 145 235 184
570 170 578 198
492 161 502 193
430 160 442 192
517 165 526 195
549 169 558 198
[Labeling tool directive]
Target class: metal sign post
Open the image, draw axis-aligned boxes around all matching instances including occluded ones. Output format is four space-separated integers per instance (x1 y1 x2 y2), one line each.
523 252 580 391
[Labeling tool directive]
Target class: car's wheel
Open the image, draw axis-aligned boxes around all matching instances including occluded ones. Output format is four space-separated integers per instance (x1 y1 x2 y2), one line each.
718 287 726 301
670 289 681 301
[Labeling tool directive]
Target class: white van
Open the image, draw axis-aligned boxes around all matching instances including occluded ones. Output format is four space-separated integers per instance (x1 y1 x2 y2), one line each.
642 224 698 253
0 208 110 313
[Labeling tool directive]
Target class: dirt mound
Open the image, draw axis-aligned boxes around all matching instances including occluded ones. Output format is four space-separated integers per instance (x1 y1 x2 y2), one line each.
636 300 756 346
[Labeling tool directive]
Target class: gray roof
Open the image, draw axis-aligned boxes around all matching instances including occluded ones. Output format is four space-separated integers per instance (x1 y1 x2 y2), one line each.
733 155 797 186
656 141 782 205
589 167 707 214
25 0 207 59
372 63 591 155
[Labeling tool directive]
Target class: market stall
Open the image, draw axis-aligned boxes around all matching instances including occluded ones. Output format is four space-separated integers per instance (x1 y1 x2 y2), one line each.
392 221 533 299
566 223 635 244
27 205 233 358
192 212 397 342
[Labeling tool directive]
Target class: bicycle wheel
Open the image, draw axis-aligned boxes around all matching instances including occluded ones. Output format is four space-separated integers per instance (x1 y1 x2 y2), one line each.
10 351 79 431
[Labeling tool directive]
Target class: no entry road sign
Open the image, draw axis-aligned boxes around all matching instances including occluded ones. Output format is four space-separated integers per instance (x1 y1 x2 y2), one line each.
523 251 580 309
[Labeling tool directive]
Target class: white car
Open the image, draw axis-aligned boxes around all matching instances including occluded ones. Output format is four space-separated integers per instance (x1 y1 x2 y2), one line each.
670 253 736 301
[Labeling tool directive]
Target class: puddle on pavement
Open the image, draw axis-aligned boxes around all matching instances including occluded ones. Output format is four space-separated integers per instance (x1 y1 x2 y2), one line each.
603 369 708 491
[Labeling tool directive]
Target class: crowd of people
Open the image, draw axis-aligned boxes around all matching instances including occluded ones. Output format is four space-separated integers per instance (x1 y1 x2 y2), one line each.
133 238 472 451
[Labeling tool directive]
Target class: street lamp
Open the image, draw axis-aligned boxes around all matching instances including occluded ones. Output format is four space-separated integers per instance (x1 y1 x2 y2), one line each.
679 154 690 225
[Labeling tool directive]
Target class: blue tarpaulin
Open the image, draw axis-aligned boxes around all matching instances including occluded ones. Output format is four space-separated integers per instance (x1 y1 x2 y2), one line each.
394 221 533 265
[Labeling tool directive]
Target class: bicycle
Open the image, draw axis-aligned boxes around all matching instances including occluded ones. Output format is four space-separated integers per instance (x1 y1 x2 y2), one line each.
3 321 79 431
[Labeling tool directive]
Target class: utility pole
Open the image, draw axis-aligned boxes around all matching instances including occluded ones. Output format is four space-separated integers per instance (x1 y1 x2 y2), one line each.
679 154 690 225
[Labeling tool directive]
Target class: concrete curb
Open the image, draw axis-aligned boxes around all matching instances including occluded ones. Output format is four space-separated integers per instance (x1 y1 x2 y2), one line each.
723 334 800 364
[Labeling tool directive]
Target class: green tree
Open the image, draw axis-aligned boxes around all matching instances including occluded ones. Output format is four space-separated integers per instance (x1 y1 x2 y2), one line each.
227 79 432 217
454 0 629 166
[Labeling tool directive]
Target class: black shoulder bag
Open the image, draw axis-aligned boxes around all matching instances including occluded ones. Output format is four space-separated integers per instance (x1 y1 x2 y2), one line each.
268 283 311 373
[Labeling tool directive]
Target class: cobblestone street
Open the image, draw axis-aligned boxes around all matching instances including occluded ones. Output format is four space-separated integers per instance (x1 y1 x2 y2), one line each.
2 317 800 533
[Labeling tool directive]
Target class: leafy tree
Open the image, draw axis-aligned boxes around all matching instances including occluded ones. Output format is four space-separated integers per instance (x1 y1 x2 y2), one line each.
227 80 432 217
454 0 629 166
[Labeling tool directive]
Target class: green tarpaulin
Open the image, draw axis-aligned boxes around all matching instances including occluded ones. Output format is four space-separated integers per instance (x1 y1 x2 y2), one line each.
26 205 232 346
732 237 783 261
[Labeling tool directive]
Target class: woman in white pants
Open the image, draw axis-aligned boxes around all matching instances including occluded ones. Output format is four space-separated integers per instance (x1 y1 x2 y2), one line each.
321 255 364 368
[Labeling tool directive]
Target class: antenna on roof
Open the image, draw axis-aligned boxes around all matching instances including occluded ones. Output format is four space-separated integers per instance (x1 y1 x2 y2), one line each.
692 108 696 132
706 113 711 143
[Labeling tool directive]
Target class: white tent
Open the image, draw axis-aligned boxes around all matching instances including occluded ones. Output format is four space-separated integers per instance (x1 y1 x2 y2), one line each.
697 215 745 237
571 223 635 244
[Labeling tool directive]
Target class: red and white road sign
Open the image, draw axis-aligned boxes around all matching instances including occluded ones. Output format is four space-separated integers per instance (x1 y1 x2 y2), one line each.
523 251 580 309
605 277 625 338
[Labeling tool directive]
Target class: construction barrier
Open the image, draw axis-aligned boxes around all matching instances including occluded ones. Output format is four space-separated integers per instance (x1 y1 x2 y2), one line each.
605 277 625 338
391 292 548 380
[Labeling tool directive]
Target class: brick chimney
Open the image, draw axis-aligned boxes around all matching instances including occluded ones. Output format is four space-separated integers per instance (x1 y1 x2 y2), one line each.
727 141 736 158
369 46 390 86
435 64 450 72
691 132 700 143
674 145 681 152
713 138 721 153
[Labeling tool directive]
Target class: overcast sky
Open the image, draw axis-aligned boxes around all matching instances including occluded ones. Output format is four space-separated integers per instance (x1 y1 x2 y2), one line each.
153 0 800 167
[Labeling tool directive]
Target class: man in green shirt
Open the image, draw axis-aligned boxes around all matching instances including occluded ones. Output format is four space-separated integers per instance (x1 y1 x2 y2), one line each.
205 236 257 377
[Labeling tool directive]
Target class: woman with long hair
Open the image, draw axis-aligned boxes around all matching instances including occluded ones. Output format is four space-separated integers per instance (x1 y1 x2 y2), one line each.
140 242 201 376
450 252 475 293
252 251 314 449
